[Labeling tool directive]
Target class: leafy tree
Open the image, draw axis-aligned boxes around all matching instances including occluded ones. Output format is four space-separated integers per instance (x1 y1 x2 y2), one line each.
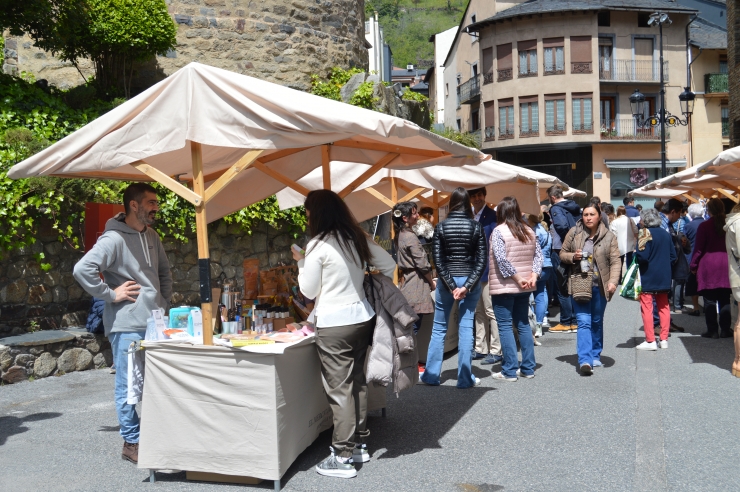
0 0 176 98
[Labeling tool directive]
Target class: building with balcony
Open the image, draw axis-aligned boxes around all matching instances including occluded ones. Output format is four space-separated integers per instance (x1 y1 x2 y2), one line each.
457 0 698 207
441 0 497 141
689 17 728 165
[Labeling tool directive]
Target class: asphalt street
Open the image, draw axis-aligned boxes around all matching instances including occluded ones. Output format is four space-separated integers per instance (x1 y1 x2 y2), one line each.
2 295 739 491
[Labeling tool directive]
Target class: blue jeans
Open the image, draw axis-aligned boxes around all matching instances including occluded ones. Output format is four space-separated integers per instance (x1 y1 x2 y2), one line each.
491 293 536 378
421 277 481 388
573 287 607 366
109 331 145 443
534 267 552 324
552 250 574 325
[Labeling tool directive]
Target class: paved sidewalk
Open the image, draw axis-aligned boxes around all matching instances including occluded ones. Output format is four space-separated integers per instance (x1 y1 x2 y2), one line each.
1 295 739 491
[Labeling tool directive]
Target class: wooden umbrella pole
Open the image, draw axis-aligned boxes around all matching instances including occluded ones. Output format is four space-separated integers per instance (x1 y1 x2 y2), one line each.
191 142 214 345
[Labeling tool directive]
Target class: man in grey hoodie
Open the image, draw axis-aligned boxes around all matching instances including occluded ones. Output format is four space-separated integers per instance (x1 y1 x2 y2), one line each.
73 183 172 465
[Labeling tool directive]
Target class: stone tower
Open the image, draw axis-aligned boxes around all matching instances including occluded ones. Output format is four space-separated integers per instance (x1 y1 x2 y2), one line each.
3 0 368 92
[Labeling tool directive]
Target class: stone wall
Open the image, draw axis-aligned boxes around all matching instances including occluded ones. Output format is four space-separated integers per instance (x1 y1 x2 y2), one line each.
0 329 112 384
0 218 297 337
3 0 368 92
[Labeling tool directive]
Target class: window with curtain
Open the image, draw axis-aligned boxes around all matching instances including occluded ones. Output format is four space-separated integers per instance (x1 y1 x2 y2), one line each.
520 98 539 136
499 102 514 138
518 40 537 77
572 94 593 133
543 38 565 74
545 96 566 134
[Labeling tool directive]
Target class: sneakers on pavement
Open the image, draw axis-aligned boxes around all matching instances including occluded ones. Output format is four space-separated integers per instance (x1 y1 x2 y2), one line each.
549 323 572 333
636 341 657 351
315 448 357 478
659 340 668 349
535 323 543 338
122 442 138 464
474 376 481 386
580 364 593 375
570 324 579 332
481 354 503 365
491 372 517 382
592 360 604 368
516 369 535 379
352 444 370 463
472 352 488 360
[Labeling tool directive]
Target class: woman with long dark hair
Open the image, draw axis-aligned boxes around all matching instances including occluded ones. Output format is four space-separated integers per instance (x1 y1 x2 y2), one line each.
392 202 435 340
691 197 732 338
488 197 543 381
420 187 486 388
293 190 396 479
561 203 620 373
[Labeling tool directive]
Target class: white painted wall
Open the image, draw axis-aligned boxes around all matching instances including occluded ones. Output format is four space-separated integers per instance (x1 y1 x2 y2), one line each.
433 27 457 126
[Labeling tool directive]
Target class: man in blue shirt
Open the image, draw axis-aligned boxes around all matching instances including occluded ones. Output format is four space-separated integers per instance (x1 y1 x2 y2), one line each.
623 197 640 220
469 187 502 364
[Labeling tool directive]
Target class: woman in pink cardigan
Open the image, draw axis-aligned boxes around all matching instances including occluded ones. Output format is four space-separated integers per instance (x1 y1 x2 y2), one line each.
488 196 543 382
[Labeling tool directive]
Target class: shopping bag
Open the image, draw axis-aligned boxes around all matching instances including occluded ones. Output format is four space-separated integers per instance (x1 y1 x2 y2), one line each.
619 258 642 301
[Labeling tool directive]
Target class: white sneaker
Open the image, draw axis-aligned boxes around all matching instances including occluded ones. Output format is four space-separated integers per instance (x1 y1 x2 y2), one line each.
533 338 542 346
516 369 535 379
474 376 481 386
636 341 658 351
659 340 668 349
352 444 370 463
491 372 518 382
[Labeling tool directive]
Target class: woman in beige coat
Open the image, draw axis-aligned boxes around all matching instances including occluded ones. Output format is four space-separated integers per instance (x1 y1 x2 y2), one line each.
560 204 621 375
724 203 740 377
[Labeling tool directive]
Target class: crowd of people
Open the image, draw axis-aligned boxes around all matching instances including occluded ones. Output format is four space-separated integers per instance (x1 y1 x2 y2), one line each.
290 186 740 480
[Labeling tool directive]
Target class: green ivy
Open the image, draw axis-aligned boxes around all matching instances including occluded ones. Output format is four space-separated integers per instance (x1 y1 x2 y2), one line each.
430 126 480 149
310 66 364 101
349 81 378 110
401 88 428 103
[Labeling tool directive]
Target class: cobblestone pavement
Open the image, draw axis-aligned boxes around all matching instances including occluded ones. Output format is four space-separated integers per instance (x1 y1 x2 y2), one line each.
2 295 739 491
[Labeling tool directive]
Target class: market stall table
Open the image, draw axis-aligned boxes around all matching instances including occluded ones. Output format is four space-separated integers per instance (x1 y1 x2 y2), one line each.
138 336 386 490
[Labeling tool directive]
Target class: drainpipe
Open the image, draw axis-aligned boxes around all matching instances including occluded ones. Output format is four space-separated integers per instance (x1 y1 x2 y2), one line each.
685 13 698 167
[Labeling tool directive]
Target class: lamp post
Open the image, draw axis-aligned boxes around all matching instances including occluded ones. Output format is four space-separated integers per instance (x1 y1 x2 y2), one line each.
629 12 695 178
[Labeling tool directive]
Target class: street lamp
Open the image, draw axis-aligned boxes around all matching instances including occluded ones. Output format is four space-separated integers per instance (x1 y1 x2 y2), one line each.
628 12 695 178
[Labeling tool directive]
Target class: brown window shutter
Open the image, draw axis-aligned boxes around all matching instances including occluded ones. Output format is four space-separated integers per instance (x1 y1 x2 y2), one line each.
518 39 536 52
543 37 564 49
497 43 512 70
484 101 495 127
544 93 566 101
598 37 613 46
498 97 514 107
482 48 494 74
571 36 592 63
519 95 539 104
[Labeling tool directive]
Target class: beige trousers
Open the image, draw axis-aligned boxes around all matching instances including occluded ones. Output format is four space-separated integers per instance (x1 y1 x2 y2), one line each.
474 282 501 356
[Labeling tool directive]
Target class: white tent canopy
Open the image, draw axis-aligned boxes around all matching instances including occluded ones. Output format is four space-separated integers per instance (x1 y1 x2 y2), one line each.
8 62 491 344
563 187 587 199
276 159 567 219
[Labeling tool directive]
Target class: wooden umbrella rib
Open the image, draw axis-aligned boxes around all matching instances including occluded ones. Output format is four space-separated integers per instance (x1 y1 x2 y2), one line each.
681 194 698 203
716 188 739 203
363 186 396 208
397 181 435 208
338 153 399 198
322 145 331 190
203 150 263 204
251 161 311 197
399 187 427 203
199 146 312 183
333 139 448 158
132 161 203 206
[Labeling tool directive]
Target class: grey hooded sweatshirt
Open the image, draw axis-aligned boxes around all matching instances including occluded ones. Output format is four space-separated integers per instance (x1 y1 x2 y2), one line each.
73 213 173 337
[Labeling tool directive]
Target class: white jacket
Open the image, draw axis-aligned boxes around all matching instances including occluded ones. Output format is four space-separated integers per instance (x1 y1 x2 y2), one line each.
609 215 638 256
297 233 396 316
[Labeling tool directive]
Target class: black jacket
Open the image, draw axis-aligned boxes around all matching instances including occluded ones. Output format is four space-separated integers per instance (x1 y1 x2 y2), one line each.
550 199 582 248
432 210 487 292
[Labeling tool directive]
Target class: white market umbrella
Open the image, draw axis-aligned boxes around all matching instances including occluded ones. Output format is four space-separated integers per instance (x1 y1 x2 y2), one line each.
563 187 587 199
7 62 490 344
277 159 566 219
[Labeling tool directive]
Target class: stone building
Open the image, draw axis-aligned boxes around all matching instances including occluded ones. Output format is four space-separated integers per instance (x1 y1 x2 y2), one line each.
3 0 368 92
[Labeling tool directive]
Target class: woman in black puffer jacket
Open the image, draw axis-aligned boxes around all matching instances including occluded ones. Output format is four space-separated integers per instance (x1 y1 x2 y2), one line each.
420 187 487 389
